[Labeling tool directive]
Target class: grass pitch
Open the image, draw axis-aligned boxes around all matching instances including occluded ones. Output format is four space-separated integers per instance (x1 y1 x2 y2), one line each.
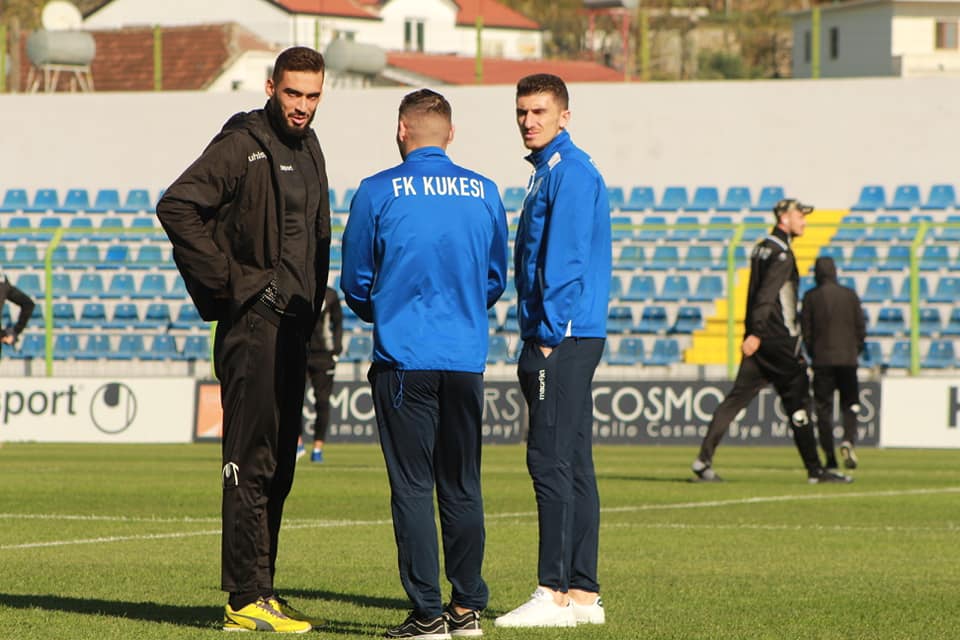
1 442 958 639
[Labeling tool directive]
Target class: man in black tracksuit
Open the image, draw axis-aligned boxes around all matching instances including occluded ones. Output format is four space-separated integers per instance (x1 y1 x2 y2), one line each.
157 47 330 633
801 256 866 470
691 199 852 484
0 274 34 356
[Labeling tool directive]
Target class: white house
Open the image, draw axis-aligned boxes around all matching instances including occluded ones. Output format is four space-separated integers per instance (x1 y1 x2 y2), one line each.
790 0 960 77
82 0 543 60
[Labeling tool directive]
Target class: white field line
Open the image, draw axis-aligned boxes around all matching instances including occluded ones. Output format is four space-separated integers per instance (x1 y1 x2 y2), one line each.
2 486 959 550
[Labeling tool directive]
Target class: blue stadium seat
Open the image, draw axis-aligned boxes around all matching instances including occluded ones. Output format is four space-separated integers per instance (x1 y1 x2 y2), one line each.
887 340 912 368
502 186 526 211
98 243 131 269
818 245 846 270
655 275 690 302
51 274 73 298
637 215 667 242
138 334 178 361
57 188 90 213
880 245 911 272
75 334 111 360
11 333 45 360
132 274 168 299
680 245 715 272
342 334 373 362
130 244 164 269
712 245 747 270
609 275 624 300
114 334 146 360
741 215 767 242
851 185 887 212
130 217 158 234
893 275 929 303
36 216 63 241
702 215 734 243
872 307 906 336
332 188 356 214
634 305 669 334
752 186 785 212
9 243 39 269
717 186 752 213
49 244 69 266
648 245 680 271
117 189 154 213
918 307 943 337
611 215 633 241
487 335 510 364
936 215 960 242
655 186 689 212
929 276 960 303
181 334 211 361
861 276 893 303
72 244 101 268
341 305 364 332
622 275 655 302
330 245 342 268
669 306 704 334
921 184 957 211
621 186 655 212
76 302 107 329
668 215 700 242
859 341 883 368
52 302 78 328
5 216 32 242
607 186 625 210
105 303 140 329
644 338 681 366
833 215 866 243
943 308 960 336
53 333 80 359
103 274 136 299
690 274 724 302
615 245 645 269
798 275 815 299
0 188 29 213
166 274 188 300
919 245 949 271
887 184 921 211
14 273 42 297
607 337 644 365
866 214 900 243
898 214 932 242
687 186 720 212
923 340 955 369
607 305 634 333
25 188 59 213
65 217 94 240
846 245 878 272
90 189 122 213
135 302 172 329
838 275 856 291
171 303 205 330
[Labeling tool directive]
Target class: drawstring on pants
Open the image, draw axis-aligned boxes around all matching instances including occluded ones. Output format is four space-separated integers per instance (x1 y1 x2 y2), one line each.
392 369 405 409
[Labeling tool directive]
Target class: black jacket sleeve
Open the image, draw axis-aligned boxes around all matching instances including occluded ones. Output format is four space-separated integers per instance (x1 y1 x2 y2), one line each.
328 289 343 355
5 284 34 337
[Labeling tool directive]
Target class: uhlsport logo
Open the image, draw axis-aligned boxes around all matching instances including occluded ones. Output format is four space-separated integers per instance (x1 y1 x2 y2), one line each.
89 382 138 434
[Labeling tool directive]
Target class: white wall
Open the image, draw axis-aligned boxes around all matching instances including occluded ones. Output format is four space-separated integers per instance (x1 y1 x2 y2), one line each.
1 77 959 207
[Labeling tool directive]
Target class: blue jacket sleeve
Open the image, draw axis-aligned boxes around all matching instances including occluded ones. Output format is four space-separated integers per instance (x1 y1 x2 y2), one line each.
487 192 509 309
538 161 599 346
340 183 376 323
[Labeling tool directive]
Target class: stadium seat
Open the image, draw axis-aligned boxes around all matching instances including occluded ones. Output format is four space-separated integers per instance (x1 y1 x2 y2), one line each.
690 274 724 302
712 245 747 271
341 305 364 332
95 243 129 269
102 274 136 299
181 334 211 361
648 245 680 271
887 184 921 211
89 188 122 213
898 214 933 242
131 274 168 299
607 186 625 210
611 215 633 241
655 186 689 212
0 188 29 213
65 217 94 240
681 245 715 272
114 334 146 360
607 305 634 333
53 333 80 359
57 188 90 213
717 186 752 213
655 275 690 302
139 334 178 361
103 304 140 330
752 186 785 212
838 275 856 291
893 275 929 303
669 306 704 334
929 276 960 303
880 245 911 272
818 245 846 269
166 274 188 300
668 215 700 242
135 302 172 329
171 303 205 330
833 215 866 243
25 188 59 213
866 214 900 243
342 334 373 362
919 245 949 271
872 307 906 336
741 215 767 242
936 215 960 242
637 215 667 242
117 189 154 213
634 305 669 334
75 334 111 360
609 275 624 300
36 216 63 241
330 245 342 268
687 186 720 212
487 335 510 364
51 274 74 298
861 276 893 303
616 245 645 269
851 185 887 212
129 245 164 270
621 186 655 212
859 341 883 368
72 244 101 268
607 337 644 365
333 188 356 214
9 244 39 269
846 245 878 272
702 215 734 243
4 216 32 241
12 333 45 360
14 273 42 297
918 307 943 337
942 308 960 336
922 340 955 369
49 244 69 266
502 186 526 211
644 338 681 366
52 302 79 328
921 184 957 211
887 340 912 368
76 302 107 329
622 275 655 302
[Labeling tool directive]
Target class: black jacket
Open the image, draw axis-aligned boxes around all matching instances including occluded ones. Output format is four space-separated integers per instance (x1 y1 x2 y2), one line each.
0 276 35 351
156 107 331 323
745 226 800 342
801 256 866 366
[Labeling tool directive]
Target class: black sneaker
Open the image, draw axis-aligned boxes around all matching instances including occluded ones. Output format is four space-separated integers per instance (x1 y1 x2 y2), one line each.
385 612 451 639
808 468 854 484
840 441 858 469
690 460 723 483
444 604 482 637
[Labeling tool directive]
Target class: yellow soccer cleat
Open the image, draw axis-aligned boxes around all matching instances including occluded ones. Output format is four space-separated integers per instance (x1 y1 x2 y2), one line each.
223 597 312 633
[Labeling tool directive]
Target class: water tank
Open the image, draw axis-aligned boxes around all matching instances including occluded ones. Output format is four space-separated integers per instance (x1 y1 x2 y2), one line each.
26 30 96 66
583 0 639 9
324 39 386 76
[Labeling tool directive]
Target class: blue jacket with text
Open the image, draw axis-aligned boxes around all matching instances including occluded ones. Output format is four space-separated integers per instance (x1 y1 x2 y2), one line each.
340 146 508 372
514 130 612 347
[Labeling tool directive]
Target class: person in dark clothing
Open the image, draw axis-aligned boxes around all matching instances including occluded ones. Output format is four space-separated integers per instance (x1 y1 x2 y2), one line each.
0 274 34 356
801 256 866 470
690 199 852 485
306 286 343 463
341 89 508 639
156 47 330 634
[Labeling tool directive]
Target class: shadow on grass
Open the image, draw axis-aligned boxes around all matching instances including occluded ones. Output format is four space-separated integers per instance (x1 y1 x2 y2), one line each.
598 474 699 483
284 587 408 611
0 593 220 630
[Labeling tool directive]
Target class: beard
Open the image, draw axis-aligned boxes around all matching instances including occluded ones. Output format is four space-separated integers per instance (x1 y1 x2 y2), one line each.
267 95 314 139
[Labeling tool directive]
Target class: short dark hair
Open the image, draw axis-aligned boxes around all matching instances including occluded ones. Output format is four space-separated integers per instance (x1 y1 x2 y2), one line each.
272 46 325 84
398 88 452 123
516 73 569 109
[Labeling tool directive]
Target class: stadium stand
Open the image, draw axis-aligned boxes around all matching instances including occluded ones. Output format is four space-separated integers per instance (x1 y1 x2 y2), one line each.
654 186 689 212
621 186 655 212
717 186 752 212
851 185 887 211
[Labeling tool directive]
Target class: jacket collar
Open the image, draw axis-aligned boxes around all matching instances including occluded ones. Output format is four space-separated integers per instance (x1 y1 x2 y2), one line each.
769 225 791 248
525 129 572 169
403 146 450 162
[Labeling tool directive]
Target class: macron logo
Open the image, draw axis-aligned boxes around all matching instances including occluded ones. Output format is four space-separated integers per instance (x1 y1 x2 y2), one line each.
248 151 266 163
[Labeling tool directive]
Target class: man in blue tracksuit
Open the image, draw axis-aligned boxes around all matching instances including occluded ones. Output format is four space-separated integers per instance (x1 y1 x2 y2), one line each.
341 89 508 640
495 74 612 629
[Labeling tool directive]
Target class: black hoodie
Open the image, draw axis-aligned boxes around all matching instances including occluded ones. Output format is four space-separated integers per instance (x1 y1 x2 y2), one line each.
800 256 866 366
157 107 331 323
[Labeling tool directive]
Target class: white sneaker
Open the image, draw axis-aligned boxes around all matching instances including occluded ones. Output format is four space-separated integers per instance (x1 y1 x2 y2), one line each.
494 588 577 628
571 596 605 625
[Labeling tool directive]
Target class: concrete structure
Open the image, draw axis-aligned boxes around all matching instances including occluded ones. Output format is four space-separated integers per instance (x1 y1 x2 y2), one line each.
791 0 960 77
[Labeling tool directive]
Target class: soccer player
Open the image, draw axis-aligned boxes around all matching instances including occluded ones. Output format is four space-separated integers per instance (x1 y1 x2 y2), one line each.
0 272 35 357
